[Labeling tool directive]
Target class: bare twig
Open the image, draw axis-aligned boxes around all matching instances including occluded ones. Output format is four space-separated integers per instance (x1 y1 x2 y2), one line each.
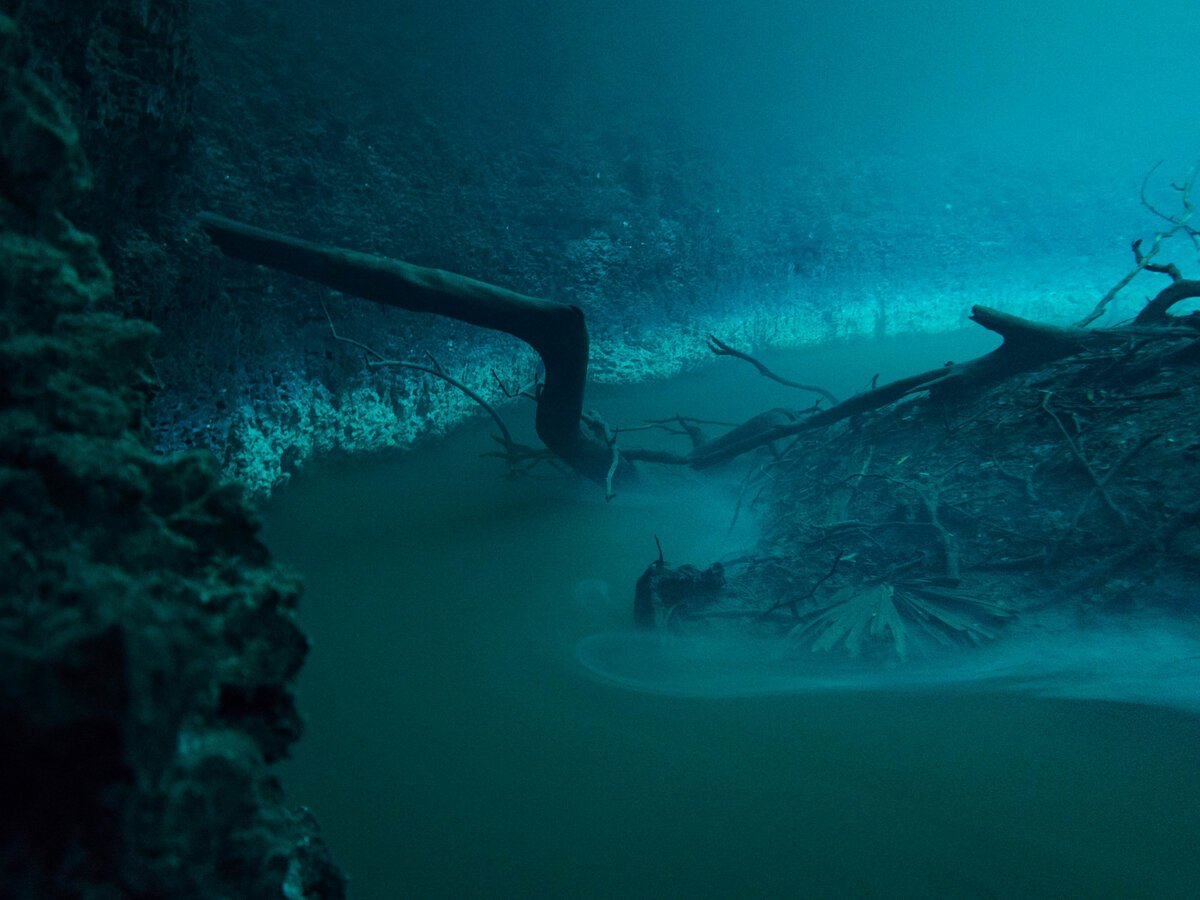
604 441 619 502
728 461 768 534
1076 235 1180 327
1040 392 1127 527
644 415 739 429
323 302 524 456
707 335 839 405
321 302 388 362
492 367 539 401
582 410 621 501
639 414 722 448
1076 163 1197 327
1140 161 1197 235
1139 160 1176 225
988 453 1038 503
916 476 959 584
760 547 846 619
1067 431 1161 532
1134 239 1183 281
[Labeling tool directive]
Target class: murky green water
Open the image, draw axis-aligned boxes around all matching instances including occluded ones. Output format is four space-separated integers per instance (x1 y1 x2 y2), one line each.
264 334 1200 898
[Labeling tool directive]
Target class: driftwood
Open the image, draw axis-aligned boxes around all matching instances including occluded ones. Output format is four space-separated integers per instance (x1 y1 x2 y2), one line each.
1133 270 1200 325
680 306 1197 467
198 213 619 483
199 212 1198 484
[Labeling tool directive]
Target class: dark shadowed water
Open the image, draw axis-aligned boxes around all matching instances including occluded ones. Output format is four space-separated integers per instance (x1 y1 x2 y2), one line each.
264 334 1200 898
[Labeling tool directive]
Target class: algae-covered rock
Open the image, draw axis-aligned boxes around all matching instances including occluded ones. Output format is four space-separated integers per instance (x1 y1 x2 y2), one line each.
0 13 91 218
0 13 345 898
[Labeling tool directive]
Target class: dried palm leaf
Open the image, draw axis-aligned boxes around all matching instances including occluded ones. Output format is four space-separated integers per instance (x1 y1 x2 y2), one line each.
789 579 1013 661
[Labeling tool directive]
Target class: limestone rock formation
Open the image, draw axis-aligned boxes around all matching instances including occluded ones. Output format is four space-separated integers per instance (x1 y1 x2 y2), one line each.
0 14 345 897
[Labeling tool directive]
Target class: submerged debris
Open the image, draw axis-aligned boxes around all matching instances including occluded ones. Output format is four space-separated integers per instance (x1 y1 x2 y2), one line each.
789 580 1014 662
635 557 728 629
638 300 1200 662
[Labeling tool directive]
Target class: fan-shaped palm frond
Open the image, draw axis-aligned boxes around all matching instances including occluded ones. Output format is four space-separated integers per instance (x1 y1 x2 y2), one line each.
789 579 1013 661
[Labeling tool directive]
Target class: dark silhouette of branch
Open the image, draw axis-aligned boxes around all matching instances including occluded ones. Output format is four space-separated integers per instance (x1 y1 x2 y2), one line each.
202 211 1197 487
320 303 553 471
199 212 620 483
685 306 1144 468
1129 234 1200 325
581 410 621 501
1078 163 1197 327
706 335 839 405
760 547 845 618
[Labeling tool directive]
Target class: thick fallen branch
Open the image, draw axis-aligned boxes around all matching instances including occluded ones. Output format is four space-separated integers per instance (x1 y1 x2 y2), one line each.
200 215 1195 485
198 213 619 483
1132 272 1200 325
684 306 1134 468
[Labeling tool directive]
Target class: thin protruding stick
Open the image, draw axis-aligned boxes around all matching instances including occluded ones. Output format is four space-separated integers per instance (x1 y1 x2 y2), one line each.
1040 392 1127 527
707 335 839 405
760 547 845 619
322 302 518 451
1078 163 1197 327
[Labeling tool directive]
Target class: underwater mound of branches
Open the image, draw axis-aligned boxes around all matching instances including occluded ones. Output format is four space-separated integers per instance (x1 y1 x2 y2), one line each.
649 320 1200 661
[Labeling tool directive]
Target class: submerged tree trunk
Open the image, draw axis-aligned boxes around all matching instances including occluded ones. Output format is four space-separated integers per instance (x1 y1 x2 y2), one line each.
198 213 618 483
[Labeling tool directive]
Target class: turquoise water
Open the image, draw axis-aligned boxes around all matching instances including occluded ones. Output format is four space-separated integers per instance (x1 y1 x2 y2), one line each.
264 336 1200 897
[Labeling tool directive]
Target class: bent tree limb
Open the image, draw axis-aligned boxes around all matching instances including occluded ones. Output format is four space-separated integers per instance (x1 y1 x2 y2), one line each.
198 213 618 483
199 214 1196 483
1131 256 1200 325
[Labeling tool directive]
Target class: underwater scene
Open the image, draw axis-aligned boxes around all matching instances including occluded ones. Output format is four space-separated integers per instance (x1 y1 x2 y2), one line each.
2 1 1199 897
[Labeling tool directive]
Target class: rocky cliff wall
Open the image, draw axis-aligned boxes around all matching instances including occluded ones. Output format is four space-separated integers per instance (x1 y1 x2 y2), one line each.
0 13 345 897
